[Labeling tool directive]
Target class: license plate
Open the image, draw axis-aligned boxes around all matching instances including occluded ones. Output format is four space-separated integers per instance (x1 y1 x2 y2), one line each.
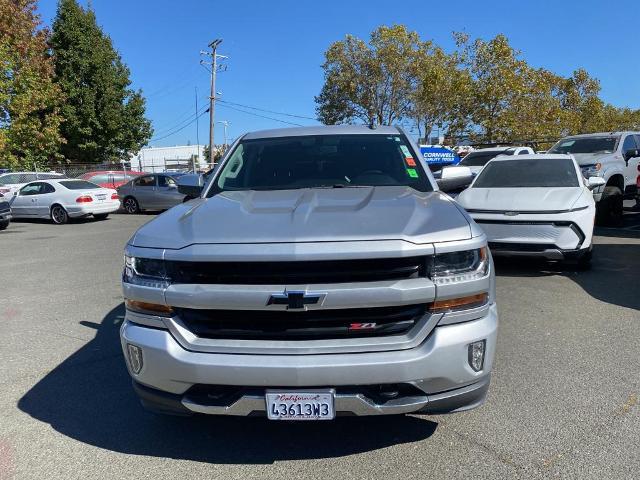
266 390 335 420
96 194 107 201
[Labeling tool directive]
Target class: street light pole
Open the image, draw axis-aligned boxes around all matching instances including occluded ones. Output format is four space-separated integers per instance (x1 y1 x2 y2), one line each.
218 120 230 151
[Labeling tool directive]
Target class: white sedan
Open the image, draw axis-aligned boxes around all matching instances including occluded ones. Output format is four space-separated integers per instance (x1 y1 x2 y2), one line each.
456 154 604 268
9 179 121 224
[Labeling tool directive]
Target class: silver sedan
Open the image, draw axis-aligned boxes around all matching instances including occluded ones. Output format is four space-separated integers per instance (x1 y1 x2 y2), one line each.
117 173 186 214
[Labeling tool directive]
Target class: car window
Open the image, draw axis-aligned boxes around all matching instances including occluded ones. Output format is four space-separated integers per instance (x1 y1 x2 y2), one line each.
518 149 530 155
20 183 43 195
622 135 638 154
549 136 619 154
60 180 101 190
473 158 579 188
459 151 505 167
158 176 177 187
42 183 56 193
212 134 432 194
134 175 156 187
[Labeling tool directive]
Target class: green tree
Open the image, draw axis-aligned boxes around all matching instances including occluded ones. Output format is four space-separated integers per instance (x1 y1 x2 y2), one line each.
410 42 472 142
316 25 419 126
0 0 63 168
50 0 152 163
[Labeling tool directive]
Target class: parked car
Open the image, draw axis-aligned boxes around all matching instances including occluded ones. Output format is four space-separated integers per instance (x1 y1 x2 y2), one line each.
548 132 640 224
78 170 144 189
456 146 535 176
120 125 498 420
0 171 66 199
9 179 120 224
456 154 602 268
117 173 186 213
0 193 11 230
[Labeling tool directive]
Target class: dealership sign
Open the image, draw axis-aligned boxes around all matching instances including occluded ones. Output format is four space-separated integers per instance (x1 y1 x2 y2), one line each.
420 146 459 165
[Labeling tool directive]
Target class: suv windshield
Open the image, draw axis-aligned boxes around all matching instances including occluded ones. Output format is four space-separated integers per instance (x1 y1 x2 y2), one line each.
549 136 619 154
473 158 579 188
459 150 507 167
210 134 432 194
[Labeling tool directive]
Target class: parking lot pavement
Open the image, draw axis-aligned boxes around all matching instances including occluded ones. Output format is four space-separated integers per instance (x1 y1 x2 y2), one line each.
0 213 639 480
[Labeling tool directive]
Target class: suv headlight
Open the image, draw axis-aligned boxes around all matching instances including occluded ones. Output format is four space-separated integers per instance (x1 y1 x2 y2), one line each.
123 255 170 288
580 163 601 178
430 247 489 285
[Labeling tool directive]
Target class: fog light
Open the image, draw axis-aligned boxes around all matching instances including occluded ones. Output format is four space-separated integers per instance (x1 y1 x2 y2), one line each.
468 340 486 372
126 344 143 374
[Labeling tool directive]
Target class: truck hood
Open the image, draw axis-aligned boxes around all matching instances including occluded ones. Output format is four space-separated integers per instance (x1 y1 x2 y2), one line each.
571 152 613 166
129 186 472 249
457 187 584 212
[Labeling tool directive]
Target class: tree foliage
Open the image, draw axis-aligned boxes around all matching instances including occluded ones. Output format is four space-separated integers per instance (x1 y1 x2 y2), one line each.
0 0 63 168
317 25 640 144
50 0 152 163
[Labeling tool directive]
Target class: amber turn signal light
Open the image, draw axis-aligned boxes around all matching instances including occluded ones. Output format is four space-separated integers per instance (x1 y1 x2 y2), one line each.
429 293 488 313
125 299 174 316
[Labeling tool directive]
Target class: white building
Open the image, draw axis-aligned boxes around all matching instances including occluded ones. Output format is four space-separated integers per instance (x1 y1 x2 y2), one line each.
131 145 207 173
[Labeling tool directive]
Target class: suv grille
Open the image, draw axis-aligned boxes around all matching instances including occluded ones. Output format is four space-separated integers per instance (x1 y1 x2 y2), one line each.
166 257 428 284
175 304 427 340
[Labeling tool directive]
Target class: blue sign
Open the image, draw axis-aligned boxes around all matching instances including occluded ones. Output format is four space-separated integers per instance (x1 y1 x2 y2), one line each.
420 147 459 166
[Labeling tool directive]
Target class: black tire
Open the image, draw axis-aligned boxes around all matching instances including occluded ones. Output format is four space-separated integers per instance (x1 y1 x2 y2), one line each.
93 213 109 220
0 220 9 231
50 204 69 225
123 197 140 214
595 186 623 226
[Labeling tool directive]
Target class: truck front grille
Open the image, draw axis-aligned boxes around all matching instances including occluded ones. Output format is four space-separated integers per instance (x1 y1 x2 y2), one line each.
165 257 428 284
175 304 426 340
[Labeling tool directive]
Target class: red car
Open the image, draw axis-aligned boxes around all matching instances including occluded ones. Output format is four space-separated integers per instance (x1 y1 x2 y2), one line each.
79 170 144 189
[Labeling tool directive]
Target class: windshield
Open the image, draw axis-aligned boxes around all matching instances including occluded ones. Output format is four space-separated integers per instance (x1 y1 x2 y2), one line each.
473 158 579 188
209 134 433 194
60 180 101 190
459 150 506 167
549 136 618 154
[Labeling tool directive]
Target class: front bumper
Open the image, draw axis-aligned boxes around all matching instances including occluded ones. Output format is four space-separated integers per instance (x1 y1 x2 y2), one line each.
120 303 498 416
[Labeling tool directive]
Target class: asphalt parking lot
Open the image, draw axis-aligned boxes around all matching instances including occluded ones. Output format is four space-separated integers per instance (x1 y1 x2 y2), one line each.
1 206 639 480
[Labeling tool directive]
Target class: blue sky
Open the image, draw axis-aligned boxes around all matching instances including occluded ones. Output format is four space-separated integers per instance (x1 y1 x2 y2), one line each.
37 0 640 147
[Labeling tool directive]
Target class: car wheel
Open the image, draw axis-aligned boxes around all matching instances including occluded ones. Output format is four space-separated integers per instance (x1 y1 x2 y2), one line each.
595 186 623 226
93 213 109 220
570 250 593 271
123 197 140 214
0 220 8 231
50 205 69 225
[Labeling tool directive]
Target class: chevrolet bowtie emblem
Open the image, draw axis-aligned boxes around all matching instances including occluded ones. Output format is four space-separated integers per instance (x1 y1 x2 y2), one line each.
267 290 325 310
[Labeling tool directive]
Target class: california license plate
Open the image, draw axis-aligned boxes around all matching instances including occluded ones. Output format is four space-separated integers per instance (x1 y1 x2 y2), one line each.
96 194 106 202
266 390 335 420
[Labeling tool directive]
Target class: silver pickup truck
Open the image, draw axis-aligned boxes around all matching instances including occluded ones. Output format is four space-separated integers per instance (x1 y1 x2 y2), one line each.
120 125 498 420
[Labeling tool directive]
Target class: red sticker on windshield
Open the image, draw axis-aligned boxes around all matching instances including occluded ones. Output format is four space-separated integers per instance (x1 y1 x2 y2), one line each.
405 157 416 167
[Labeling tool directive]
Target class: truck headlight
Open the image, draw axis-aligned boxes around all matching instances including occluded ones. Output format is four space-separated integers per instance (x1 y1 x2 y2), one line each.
430 247 489 285
123 255 170 288
580 163 601 178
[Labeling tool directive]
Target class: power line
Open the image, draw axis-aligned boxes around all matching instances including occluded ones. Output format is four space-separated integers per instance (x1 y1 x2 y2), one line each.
151 98 209 136
150 106 209 142
217 103 304 126
217 99 316 121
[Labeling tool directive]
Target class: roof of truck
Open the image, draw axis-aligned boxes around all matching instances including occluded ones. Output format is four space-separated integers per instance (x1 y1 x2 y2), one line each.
242 125 402 140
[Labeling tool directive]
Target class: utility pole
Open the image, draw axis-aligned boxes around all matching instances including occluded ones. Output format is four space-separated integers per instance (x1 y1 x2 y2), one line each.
194 87 200 172
201 38 226 167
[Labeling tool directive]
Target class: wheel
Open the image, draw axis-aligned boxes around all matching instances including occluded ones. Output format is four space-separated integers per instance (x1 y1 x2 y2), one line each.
0 220 8 231
50 205 69 225
123 197 140 214
574 250 592 271
595 186 623 226
93 213 109 220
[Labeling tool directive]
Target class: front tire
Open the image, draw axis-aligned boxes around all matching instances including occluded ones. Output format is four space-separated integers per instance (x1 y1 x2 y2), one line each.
50 205 69 225
93 213 109 220
123 197 140 214
596 186 623 226
0 220 9 231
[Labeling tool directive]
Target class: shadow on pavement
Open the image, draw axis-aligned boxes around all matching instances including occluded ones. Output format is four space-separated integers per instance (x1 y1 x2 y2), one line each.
18 304 437 464
495 242 640 311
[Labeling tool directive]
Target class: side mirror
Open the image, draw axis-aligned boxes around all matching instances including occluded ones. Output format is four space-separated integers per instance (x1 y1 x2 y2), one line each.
436 166 474 192
624 148 639 163
177 183 203 197
587 176 606 190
